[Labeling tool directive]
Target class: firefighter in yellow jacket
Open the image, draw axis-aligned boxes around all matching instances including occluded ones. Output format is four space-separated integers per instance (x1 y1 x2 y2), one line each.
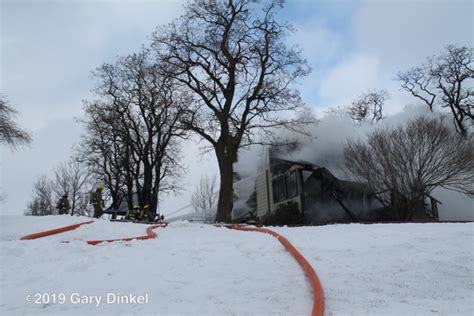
90 184 105 218
126 204 140 221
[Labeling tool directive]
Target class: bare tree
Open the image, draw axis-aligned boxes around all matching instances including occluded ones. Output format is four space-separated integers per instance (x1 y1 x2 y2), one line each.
191 175 217 223
349 89 388 124
54 160 92 216
152 0 313 222
398 45 473 137
344 117 474 220
25 175 56 216
80 49 188 213
0 96 31 148
78 101 129 211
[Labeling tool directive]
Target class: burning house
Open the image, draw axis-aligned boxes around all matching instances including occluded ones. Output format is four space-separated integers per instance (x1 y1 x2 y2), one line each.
233 150 440 225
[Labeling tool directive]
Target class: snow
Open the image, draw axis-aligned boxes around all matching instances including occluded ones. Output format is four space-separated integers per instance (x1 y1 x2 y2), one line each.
1 215 473 315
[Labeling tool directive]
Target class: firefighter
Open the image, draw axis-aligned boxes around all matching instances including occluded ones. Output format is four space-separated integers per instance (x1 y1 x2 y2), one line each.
90 183 105 218
56 192 71 215
142 204 154 222
126 204 140 221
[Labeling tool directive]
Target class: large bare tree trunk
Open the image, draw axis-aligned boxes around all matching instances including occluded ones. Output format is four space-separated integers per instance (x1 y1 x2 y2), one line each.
215 150 234 223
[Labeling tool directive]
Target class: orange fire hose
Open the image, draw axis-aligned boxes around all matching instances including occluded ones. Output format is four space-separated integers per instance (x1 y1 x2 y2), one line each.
86 223 167 245
20 221 167 245
229 226 324 316
20 220 94 240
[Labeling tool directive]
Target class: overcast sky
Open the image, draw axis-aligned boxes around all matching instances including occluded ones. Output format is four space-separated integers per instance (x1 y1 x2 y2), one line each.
1 0 473 217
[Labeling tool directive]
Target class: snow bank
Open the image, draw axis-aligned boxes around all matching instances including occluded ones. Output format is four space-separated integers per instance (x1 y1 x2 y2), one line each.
0 216 472 315
274 224 474 315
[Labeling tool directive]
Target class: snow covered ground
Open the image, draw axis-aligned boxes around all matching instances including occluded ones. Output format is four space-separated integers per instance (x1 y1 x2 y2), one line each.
0 215 472 315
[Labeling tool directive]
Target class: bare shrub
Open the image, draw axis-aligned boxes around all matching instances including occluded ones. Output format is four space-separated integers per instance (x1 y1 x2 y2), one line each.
344 117 474 220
